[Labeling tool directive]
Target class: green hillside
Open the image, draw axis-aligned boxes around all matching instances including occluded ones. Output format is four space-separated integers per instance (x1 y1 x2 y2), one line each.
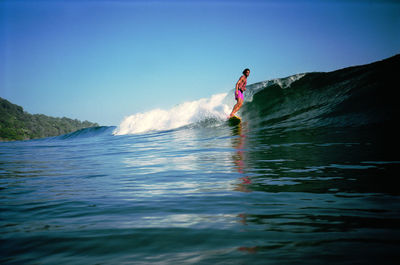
0 97 99 141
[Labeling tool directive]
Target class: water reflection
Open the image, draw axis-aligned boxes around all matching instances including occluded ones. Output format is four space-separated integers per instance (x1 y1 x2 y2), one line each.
229 123 260 253
230 123 252 193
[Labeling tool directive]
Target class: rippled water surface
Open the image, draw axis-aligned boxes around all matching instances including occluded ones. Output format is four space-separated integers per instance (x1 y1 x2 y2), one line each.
1 124 399 264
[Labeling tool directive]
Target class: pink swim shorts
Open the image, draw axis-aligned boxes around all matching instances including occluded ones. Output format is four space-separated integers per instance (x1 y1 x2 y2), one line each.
235 89 244 101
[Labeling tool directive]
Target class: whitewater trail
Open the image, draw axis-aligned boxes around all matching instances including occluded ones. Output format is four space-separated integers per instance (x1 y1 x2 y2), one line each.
113 93 232 135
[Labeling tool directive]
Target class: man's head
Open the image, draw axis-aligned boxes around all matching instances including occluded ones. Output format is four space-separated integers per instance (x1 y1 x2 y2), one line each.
243 68 250 77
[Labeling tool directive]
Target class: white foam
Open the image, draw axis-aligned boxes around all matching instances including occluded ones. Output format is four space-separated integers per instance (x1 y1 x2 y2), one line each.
113 93 231 135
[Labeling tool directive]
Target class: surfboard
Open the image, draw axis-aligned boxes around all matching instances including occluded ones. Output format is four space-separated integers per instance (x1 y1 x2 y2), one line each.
228 115 241 126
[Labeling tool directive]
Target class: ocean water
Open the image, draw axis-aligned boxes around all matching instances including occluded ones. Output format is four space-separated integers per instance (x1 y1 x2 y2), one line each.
1 56 400 264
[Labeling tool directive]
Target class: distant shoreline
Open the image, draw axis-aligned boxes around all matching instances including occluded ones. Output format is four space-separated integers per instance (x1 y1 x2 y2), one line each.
0 97 99 141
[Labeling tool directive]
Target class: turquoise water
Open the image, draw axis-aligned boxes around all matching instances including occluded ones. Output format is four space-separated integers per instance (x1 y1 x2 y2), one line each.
1 124 399 264
1 56 400 264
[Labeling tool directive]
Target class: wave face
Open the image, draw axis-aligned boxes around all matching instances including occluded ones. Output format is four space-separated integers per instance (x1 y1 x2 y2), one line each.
113 54 398 135
242 55 398 131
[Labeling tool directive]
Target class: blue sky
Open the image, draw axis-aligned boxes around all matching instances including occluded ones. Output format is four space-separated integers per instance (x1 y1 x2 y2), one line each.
1 0 399 125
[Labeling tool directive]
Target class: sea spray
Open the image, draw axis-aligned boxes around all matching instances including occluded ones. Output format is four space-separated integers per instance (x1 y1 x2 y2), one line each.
113 93 231 135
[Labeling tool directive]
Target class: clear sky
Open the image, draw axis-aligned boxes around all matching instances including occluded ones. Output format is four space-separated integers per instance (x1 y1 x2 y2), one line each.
1 0 399 125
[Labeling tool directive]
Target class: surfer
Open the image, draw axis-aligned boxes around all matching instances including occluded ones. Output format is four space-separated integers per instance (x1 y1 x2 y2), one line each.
229 68 250 118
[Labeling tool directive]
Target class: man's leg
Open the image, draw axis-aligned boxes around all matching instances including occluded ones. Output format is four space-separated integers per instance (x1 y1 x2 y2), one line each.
229 99 243 118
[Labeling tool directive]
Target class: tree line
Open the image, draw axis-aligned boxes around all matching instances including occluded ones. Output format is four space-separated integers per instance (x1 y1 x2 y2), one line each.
0 97 99 141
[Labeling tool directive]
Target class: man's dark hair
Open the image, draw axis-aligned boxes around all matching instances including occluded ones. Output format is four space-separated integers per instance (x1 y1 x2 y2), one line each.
243 68 250 75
